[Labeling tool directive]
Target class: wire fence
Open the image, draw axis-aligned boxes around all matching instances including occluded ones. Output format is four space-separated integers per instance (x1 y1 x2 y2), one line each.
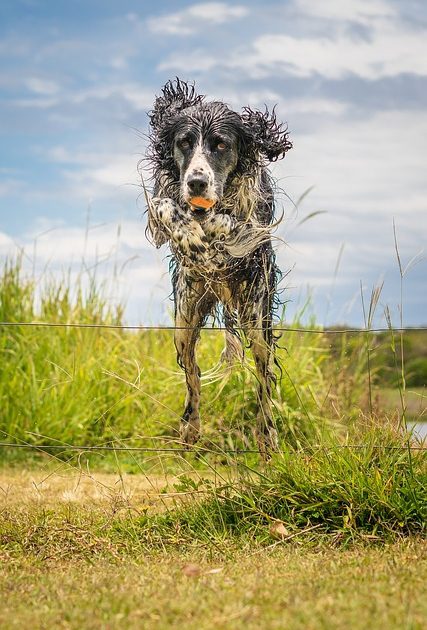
0 441 424 454
1 320 427 333
0 319 426 457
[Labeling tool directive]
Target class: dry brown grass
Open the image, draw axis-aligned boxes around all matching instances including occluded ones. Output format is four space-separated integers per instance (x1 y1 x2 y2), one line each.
0 468 174 508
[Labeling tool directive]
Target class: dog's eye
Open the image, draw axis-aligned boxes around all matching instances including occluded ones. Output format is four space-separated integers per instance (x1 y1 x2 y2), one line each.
179 139 191 150
216 141 227 151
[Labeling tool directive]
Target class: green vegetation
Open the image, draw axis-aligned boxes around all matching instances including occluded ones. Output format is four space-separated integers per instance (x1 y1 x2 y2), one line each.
1 541 426 630
329 327 427 392
0 461 426 629
0 257 363 452
1 255 427 628
152 440 426 545
374 329 427 388
2 432 425 554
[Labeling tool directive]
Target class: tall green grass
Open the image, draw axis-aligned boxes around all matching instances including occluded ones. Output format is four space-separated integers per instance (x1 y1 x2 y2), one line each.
135 430 426 545
0 256 361 454
1 255 425 542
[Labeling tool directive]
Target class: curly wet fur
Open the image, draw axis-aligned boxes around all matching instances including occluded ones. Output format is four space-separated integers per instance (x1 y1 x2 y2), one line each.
144 78 292 456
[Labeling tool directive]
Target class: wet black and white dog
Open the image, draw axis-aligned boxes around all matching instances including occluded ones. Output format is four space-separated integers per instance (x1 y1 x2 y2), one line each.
145 79 292 455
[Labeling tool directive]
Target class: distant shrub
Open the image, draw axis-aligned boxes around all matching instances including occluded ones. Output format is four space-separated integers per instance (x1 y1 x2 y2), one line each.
405 358 427 387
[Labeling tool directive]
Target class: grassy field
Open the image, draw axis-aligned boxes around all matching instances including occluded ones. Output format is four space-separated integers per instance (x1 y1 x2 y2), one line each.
1 466 426 629
1 257 426 628
2 540 426 629
0 257 375 454
3 256 425 455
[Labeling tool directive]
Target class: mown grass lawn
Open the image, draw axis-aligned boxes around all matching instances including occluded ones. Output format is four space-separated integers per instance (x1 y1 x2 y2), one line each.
1 543 426 630
1 466 426 630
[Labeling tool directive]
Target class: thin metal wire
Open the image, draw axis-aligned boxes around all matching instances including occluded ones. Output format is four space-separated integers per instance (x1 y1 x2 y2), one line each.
0 441 424 453
1 321 427 334
1 320 425 456
0 442 253 454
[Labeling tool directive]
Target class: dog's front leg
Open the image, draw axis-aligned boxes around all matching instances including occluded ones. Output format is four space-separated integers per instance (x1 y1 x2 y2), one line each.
173 272 213 447
151 198 210 263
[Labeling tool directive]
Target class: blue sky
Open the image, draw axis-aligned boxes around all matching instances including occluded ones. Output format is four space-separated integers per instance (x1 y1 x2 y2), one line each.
0 0 426 325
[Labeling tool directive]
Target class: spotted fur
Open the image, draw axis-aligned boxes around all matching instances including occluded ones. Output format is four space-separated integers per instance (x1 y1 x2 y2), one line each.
145 78 292 456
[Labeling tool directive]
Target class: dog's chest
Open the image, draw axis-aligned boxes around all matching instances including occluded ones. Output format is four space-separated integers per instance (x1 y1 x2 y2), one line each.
171 225 233 273
152 197 237 272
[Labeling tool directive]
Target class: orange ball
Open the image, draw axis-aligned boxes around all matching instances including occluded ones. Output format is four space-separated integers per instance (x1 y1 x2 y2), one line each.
190 197 215 210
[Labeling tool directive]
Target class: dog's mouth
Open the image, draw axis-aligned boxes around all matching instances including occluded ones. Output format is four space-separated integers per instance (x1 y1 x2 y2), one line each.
191 206 208 218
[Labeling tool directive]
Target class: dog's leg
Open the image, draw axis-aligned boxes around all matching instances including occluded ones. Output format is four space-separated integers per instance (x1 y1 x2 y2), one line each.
174 273 213 447
247 321 278 458
220 310 244 365
150 198 210 262
239 265 278 458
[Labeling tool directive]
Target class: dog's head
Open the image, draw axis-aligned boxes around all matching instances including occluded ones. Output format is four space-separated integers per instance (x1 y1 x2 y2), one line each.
148 79 292 212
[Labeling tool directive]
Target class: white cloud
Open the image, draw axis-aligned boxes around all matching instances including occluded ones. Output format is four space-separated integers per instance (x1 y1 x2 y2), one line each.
271 108 427 321
25 77 60 96
159 50 218 73
44 148 140 201
110 56 128 70
0 178 24 197
294 0 397 24
71 83 153 110
0 220 171 323
279 109 427 216
0 231 15 254
238 26 427 80
159 1 427 80
23 220 148 263
12 82 153 112
12 97 60 109
148 2 248 36
282 98 348 116
0 37 30 59
186 2 247 21
67 158 138 196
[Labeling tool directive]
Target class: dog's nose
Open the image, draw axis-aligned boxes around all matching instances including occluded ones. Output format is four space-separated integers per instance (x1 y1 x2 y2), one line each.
187 174 208 196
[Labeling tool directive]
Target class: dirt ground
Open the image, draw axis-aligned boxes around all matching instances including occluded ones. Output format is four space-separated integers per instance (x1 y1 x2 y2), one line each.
0 467 185 510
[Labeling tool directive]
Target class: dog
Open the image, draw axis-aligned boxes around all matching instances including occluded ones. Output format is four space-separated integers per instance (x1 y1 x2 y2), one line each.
144 78 292 455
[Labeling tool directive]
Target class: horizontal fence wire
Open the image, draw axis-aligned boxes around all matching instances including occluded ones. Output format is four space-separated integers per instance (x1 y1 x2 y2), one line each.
1 320 425 456
1 321 427 333
0 442 424 453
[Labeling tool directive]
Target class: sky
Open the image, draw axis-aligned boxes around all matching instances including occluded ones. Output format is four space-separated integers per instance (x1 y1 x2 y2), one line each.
0 0 426 326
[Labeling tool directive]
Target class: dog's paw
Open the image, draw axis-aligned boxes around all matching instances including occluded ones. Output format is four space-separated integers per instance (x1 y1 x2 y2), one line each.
203 213 235 238
172 221 211 264
180 418 201 447
152 197 180 229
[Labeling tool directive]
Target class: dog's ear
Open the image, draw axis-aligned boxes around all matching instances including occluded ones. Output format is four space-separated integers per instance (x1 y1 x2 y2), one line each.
241 105 292 162
149 78 205 131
